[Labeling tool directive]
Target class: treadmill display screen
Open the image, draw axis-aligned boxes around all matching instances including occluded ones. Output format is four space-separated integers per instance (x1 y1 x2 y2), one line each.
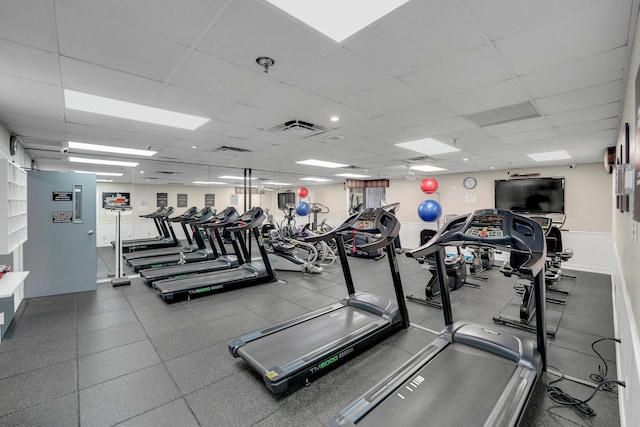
464 214 504 238
352 210 378 230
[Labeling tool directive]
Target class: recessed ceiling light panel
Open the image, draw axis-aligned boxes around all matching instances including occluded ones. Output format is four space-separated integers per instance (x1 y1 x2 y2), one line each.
409 165 447 172
296 159 348 168
300 177 331 182
265 0 410 42
527 150 571 162
73 170 123 176
69 157 139 167
64 89 210 130
218 176 257 180
193 181 227 185
335 173 371 178
68 141 157 156
395 138 460 156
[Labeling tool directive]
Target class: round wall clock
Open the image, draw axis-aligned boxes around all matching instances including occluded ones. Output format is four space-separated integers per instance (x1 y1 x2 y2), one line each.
463 176 477 189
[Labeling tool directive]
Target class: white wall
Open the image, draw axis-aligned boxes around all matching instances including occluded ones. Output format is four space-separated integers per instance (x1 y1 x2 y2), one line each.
612 4 640 426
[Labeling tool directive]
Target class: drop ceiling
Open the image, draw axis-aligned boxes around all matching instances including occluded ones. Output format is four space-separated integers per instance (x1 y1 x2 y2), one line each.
0 0 637 186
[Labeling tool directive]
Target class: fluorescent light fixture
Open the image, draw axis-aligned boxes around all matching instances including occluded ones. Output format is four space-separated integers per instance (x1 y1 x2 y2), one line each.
262 181 293 186
527 150 571 162
193 181 227 185
68 141 157 157
300 177 331 182
69 157 139 167
96 179 114 183
335 173 371 178
296 159 348 168
330 116 340 122
395 138 460 155
72 170 124 176
218 175 257 180
409 165 447 172
64 89 209 130
265 0 409 43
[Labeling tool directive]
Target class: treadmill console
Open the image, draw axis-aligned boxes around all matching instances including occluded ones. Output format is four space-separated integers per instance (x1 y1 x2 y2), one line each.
351 209 379 231
463 213 505 239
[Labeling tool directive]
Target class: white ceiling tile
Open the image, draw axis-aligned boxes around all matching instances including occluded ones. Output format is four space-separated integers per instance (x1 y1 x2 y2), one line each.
152 85 238 119
217 105 291 130
56 1 189 81
302 103 372 129
462 0 587 41
65 123 129 142
439 79 529 115
401 46 512 99
495 0 631 75
554 117 619 137
8 125 66 142
547 102 620 127
0 0 57 51
329 117 404 139
245 83 334 117
345 0 484 77
0 96 63 122
2 111 66 133
412 117 478 138
0 39 59 85
520 48 628 99
197 0 334 80
382 101 457 128
128 122 192 139
499 128 558 144
284 48 392 101
60 57 163 104
195 120 260 138
341 79 426 116
62 0 228 46
0 73 61 106
536 80 623 115
484 117 551 137
171 51 273 102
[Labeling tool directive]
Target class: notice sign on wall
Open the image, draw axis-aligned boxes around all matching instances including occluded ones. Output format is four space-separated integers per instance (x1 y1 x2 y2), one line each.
52 211 73 223
177 193 188 207
157 192 168 207
53 191 73 201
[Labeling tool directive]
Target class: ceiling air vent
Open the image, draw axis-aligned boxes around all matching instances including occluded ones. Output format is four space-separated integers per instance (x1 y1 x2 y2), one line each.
463 101 541 127
268 120 328 136
402 156 431 164
155 171 181 175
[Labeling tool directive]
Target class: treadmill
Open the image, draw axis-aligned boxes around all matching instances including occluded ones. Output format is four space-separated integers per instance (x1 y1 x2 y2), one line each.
120 207 180 252
228 207 410 394
329 209 548 427
153 206 277 302
139 207 241 286
123 206 200 262
128 207 216 272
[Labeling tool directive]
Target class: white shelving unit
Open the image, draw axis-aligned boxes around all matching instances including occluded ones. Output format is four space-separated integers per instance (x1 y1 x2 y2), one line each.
0 159 28 254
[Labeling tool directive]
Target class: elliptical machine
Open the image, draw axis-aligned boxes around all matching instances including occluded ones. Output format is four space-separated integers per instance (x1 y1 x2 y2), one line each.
265 228 322 273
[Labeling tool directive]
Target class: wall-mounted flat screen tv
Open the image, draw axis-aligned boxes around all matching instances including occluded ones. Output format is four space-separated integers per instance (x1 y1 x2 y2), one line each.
494 177 565 214
277 192 295 210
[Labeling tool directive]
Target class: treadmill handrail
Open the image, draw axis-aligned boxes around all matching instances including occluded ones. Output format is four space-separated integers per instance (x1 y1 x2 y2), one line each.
225 207 266 231
407 210 546 277
201 206 240 228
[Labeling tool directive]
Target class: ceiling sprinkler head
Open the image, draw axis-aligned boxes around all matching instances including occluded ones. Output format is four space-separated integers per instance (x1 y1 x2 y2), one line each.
256 56 275 73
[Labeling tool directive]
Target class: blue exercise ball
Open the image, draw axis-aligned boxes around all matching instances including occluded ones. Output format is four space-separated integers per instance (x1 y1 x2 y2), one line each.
418 199 442 222
296 201 310 216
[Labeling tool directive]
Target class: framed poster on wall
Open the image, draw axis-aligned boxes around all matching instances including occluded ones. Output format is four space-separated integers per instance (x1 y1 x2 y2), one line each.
177 193 188 207
157 192 168 208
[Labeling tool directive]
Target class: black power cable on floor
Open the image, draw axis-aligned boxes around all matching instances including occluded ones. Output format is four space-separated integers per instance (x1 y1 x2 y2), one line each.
546 337 626 417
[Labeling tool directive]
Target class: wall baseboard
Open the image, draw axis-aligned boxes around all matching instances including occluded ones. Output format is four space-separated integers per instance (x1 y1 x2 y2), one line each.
612 243 640 427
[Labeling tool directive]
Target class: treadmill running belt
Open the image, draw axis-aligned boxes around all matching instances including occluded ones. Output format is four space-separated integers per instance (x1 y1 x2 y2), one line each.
238 307 383 372
156 268 259 293
358 343 517 427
